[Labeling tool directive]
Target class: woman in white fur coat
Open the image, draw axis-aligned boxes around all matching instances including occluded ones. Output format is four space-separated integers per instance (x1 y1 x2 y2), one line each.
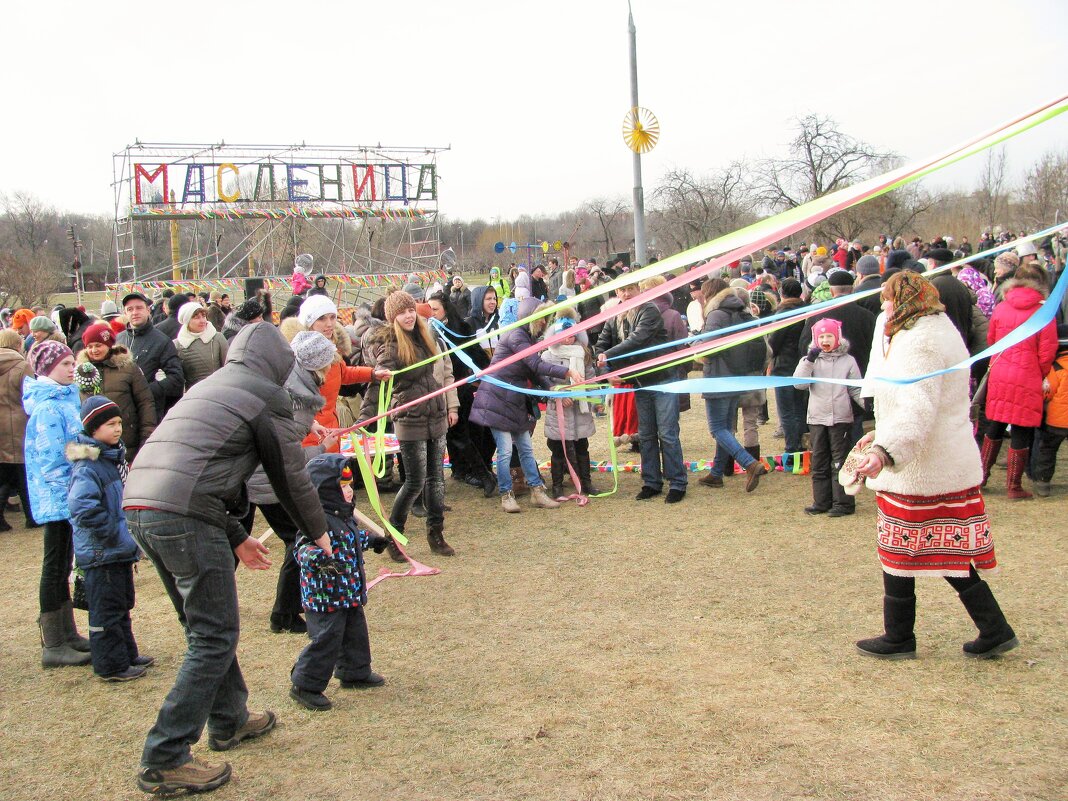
852 271 1018 661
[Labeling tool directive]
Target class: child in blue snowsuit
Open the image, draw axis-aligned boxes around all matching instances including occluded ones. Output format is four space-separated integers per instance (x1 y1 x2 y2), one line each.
289 454 390 711
67 396 153 681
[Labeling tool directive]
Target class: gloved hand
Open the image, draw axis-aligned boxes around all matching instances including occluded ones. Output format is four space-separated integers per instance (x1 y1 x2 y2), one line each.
806 347 821 362
367 534 391 554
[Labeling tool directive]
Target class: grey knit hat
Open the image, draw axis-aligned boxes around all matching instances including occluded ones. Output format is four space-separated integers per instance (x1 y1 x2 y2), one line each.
856 255 881 276
290 330 337 370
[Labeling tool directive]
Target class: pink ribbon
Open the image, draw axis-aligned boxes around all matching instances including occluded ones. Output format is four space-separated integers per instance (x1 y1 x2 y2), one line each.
551 397 589 506
365 538 441 591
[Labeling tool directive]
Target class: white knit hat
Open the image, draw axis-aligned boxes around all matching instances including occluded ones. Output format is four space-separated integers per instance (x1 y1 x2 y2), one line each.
290 330 337 370
177 302 204 327
298 295 337 328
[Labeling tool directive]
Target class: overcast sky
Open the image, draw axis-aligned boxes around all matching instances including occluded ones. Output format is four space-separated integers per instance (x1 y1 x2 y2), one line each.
3 0 1066 222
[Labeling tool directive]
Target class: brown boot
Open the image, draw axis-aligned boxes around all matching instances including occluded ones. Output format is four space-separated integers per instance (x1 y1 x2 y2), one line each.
386 536 407 563
979 436 1002 487
510 467 529 497
699 472 723 488
1006 447 1033 500
427 524 455 556
745 460 768 493
60 600 90 652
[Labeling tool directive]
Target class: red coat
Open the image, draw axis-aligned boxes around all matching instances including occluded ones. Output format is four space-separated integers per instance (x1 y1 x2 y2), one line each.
985 283 1058 427
302 360 373 451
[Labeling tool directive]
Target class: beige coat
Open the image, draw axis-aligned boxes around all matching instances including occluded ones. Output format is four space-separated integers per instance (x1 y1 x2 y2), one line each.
0 349 33 463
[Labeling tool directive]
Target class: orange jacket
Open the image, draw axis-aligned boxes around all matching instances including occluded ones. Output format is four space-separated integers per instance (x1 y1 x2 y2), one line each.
302 360 372 451
1044 351 1068 429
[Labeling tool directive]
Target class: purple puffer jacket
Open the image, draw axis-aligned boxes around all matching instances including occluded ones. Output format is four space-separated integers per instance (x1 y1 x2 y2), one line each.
470 325 569 433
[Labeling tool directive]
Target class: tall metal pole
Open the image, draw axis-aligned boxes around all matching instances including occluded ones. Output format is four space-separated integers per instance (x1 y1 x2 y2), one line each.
628 1 647 266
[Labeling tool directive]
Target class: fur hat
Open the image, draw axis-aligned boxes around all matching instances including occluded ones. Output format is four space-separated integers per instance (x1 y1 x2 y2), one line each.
28 339 73 378
167 293 191 314
290 330 337 371
298 295 338 328
80 396 121 436
856 255 881 276
811 318 843 349
233 299 263 322
384 288 417 323
81 322 116 348
177 303 204 327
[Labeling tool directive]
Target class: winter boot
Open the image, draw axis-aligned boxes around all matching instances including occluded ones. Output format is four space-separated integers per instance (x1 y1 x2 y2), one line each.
479 467 498 498
426 524 455 556
577 450 599 494
744 459 768 493
958 581 1019 658
1006 448 1033 500
855 595 918 660
699 472 724 488
61 600 91 652
501 491 521 513
549 450 565 499
530 486 561 509
979 436 1002 487
745 445 762 464
385 535 407 564
510 467 529 498
39 610 91 668
0 514 10 532
1033 479 1051 497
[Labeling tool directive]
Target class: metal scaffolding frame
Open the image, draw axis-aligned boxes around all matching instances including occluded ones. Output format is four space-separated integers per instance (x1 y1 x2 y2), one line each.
110 141 449 287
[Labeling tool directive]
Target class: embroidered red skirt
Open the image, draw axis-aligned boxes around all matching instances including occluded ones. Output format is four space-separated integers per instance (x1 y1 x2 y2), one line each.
875 487 998 578
612 385 639 437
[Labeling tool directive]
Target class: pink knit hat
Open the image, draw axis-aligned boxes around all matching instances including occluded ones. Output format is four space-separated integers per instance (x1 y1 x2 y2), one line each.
811 318 843 349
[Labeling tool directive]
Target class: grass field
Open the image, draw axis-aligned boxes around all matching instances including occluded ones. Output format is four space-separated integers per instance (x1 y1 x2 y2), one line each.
1 410 1065 801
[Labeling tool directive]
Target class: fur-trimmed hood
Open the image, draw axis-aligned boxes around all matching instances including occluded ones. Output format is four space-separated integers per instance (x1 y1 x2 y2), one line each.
704 288 747 316
65 434 125 465
76 344 134 370
1001 275 1049 302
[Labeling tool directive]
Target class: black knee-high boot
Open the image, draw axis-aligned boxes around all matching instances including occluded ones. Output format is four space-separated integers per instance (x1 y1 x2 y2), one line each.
957 582 1019 658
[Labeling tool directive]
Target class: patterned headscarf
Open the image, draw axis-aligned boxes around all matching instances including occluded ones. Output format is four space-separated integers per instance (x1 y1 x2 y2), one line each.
956 266 995 318
882 271 944 340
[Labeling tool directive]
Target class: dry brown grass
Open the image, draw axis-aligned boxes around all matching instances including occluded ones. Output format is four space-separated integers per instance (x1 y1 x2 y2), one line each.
1 405 1066 801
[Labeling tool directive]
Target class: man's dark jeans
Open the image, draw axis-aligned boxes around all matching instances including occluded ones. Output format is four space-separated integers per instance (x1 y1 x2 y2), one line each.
128 509 249 770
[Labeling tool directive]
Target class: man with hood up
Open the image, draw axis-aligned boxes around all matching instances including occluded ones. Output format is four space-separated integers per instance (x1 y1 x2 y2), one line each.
125 321 330 796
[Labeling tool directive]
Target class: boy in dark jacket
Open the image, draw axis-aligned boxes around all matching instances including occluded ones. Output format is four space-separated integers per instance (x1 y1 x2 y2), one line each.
289 454 390 711
66 396 153 682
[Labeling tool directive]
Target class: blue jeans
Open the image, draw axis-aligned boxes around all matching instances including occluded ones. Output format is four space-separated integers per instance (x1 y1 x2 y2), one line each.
128 509 249 770
634 390 687 492
774 385 808 454
491 429 544 493
705 396 756 477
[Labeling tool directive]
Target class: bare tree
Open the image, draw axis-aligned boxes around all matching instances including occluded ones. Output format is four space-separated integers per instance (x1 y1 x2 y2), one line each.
974 146 1008 231
755 114 894 211
582 197 628 258
649 163 756 252
0 251 65 306
1018 149 1068 228
1 191 57 255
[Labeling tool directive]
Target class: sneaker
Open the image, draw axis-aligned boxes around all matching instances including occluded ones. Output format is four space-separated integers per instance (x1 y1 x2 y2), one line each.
338 671 386 689
208 710 277 751
665 489 686 504
138 758 232 795
131 655 155 668
635 486 661 501
289 686 332 711
100 665 147 683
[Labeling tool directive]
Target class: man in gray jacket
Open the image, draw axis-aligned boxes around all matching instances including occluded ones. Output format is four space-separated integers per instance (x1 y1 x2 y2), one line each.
125 322 330 796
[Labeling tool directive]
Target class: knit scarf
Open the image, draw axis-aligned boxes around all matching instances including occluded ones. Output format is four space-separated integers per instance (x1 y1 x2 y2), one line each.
176 321 218 348
548 343 589 413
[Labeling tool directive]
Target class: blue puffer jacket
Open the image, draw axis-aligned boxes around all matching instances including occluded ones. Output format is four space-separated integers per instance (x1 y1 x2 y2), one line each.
295 454 370 613
22 378 82 523
66 435 139 569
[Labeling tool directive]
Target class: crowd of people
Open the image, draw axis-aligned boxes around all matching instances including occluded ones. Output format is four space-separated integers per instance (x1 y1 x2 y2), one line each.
0 229 1065 794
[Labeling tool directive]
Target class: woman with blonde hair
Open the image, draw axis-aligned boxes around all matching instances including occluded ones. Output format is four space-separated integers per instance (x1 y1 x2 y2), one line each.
360 289 459 557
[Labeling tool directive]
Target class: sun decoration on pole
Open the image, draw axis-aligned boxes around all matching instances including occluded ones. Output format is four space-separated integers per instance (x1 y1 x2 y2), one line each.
622 106 660 154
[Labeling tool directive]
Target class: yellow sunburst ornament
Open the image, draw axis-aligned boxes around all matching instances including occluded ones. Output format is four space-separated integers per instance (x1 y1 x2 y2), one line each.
622 106 660 154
